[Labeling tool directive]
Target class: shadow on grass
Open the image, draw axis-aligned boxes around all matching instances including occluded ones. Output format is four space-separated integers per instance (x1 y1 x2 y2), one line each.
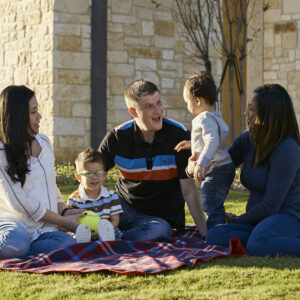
190 255 300 271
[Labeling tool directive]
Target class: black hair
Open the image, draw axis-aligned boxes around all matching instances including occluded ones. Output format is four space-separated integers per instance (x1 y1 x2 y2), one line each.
251 84 300 165
0 85 35 186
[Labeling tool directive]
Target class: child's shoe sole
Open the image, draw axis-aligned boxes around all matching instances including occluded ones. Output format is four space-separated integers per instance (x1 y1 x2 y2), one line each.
75 224 92 243
98 219 115 241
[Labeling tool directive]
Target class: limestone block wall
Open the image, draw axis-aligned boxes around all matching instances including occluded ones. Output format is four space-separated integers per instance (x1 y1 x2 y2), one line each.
106 0 222 131
264 0 300 125
52 0 91 161
0 0 54 138
0 0 91 162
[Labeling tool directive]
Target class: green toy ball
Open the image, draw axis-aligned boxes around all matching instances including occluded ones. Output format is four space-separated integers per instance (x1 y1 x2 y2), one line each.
78 210 100 233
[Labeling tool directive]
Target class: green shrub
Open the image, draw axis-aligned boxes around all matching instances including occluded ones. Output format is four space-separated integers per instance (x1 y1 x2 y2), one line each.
56 163 245 191
55 163 120 186
231 167 246 191
55 163 77 185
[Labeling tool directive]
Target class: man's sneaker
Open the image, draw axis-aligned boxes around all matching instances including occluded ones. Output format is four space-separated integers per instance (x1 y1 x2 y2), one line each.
75 224 92 243
97 219 115 241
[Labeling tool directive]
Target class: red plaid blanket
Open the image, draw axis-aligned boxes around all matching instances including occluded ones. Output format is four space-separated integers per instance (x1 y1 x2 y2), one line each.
0 227 247 275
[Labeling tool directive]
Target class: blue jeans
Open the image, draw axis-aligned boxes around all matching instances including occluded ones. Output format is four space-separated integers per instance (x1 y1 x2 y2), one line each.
118 197 172 242
206 213 300 256
0 219 76 259
200 163 235 230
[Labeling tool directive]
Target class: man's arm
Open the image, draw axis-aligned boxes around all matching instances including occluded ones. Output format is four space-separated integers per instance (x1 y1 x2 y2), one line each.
98 129 117 171
180 178 207 238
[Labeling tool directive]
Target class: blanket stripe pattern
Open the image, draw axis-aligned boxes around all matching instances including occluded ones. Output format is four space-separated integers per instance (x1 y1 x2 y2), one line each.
0 227 248 275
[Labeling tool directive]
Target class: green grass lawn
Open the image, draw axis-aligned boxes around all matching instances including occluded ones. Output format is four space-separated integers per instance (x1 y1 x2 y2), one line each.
1 185 299 300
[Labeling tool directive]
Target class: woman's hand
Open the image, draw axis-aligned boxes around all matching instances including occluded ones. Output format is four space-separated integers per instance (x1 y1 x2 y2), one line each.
63 208 85 216
174 140 191 152
225 212 236 224
62 213 84 232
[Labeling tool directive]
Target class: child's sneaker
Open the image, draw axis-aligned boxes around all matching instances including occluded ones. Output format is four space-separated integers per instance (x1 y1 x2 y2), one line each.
97 219 115 241
75 223 92 243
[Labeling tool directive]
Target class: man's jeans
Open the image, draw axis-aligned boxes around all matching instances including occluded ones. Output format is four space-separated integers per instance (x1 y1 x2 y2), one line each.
200 163 235 230
119 197 172 242
0 219 76 259
206 213 300 256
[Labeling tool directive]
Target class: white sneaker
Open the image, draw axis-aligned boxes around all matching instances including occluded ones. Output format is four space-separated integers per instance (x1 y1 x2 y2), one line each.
75 224 92 243
97 219 115 241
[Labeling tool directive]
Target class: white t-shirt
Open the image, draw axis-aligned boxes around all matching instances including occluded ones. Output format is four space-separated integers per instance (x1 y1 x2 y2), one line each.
0 134 64 241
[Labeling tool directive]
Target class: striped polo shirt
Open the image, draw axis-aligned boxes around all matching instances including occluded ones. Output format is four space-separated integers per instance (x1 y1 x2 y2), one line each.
99 118 191 229
67 184 123 219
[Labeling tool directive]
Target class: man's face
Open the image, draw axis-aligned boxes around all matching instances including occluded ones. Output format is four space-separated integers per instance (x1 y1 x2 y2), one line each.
131 91 164 134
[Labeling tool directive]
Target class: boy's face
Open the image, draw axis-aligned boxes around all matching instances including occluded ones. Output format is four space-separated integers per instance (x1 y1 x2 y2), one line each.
183 87 201 116
76 162 106 194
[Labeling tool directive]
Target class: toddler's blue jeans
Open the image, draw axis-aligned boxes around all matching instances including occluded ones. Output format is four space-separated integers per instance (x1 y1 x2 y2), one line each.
200 162 235 230
0 219 76 259
118 197 172 242
205 213 300 256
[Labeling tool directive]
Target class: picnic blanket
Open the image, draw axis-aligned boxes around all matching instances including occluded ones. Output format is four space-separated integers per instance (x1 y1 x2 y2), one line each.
0 226 247 275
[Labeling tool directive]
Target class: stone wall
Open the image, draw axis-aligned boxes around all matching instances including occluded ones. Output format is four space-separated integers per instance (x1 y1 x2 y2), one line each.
106 0 222 131
52 0 91 161
263 0 300 125
2 0 298 163
0 0 54 138
0 0 92 162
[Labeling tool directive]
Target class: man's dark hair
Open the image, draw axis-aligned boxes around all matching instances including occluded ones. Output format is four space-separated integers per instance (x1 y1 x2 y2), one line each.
124 79 159 107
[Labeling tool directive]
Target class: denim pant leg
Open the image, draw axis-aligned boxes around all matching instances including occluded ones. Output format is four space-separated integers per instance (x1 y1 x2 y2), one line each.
246 213 300 257
200 163 235 230
205 223 254 248
118 197 172 242
0 219 31 259
28 231 76 256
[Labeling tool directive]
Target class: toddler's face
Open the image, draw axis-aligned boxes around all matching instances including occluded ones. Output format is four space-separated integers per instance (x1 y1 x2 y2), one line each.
183 87 200 116
76 162 106 193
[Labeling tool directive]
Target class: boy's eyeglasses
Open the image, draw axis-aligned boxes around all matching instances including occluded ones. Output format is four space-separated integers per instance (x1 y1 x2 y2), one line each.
78 170 107 179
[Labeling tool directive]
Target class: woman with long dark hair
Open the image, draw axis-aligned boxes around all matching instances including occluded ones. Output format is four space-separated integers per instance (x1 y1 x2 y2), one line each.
204 84 300 256
0 85 83 259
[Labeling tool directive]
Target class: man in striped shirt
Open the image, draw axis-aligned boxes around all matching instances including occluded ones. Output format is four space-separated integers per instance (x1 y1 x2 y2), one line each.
99 80 207 241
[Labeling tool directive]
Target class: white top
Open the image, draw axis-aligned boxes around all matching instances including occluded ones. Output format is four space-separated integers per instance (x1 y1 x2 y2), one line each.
0 134 64 241
191 111 232 169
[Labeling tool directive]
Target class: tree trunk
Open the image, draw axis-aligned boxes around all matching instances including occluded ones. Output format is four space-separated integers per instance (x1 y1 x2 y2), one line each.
228 62 234 143
239 57 244 133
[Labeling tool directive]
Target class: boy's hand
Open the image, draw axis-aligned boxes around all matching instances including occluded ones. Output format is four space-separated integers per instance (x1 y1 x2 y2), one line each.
91 231 98 240
225 212 236 223
193 165 206 183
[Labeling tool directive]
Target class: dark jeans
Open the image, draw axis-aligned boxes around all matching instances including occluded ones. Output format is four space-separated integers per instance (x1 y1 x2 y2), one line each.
200 163 235 230
206 213 300 256
118 197 172 242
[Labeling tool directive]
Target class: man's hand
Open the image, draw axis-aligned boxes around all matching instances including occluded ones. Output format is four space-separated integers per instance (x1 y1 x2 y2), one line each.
174 140 191 152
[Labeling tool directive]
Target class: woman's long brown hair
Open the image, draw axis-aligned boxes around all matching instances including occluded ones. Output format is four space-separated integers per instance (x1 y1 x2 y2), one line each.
251 84 300 166
0 85 35 186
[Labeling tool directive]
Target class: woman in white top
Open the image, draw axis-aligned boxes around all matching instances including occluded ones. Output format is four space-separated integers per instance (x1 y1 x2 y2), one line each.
0 85 83 259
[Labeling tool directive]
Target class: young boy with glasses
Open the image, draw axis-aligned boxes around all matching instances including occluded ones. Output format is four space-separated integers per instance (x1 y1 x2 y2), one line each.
67 147 123 243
